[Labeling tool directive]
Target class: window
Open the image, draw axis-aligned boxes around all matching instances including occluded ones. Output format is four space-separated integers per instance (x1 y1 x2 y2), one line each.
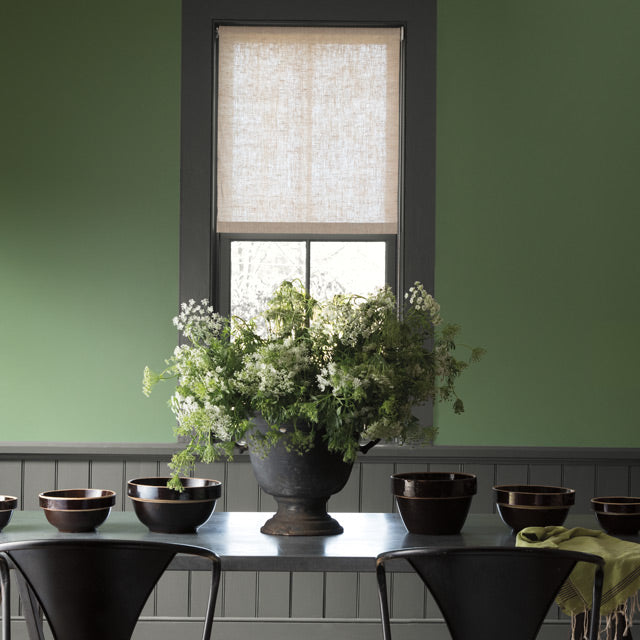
180 0 436 312
216 24 400 316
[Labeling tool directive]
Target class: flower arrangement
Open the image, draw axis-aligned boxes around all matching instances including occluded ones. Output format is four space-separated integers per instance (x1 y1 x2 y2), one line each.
143 280 484 490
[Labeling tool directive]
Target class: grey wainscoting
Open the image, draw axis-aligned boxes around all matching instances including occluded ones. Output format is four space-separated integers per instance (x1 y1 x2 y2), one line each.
1 443 638 639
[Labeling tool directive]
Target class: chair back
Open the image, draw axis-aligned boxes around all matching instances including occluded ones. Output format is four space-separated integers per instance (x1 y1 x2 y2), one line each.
376 547 604 640
0 539 220 640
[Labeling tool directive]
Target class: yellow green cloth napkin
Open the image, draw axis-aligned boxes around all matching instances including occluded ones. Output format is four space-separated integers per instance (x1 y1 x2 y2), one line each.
516 526 640 620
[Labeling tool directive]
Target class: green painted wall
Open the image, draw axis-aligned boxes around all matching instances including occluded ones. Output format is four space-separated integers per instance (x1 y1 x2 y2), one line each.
435 1 640 447
0 0 180 442
1 1 639 446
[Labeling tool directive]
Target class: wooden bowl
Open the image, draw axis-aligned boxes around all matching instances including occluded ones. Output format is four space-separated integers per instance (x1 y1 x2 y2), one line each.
39 489 115 533
127 477 222 534
0 496 18 532
392 472 477 535
493 485 575 533
591 497 640 535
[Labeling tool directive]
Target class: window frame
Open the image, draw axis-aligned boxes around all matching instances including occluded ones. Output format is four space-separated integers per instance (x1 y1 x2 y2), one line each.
180 0 436 309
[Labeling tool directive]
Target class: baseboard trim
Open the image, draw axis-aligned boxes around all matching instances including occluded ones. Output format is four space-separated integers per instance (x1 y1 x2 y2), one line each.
7 616 573 640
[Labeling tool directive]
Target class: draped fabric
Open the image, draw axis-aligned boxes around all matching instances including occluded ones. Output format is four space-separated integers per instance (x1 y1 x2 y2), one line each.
518 526 640 638
216 26 401 235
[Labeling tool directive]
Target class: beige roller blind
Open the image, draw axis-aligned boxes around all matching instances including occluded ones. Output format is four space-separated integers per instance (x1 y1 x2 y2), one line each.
216 26 401 235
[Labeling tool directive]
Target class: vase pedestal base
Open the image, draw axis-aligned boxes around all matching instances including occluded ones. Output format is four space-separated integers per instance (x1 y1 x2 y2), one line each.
260 498 343 536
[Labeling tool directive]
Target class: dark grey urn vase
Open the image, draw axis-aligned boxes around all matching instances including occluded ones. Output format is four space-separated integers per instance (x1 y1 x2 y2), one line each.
248 417 354 536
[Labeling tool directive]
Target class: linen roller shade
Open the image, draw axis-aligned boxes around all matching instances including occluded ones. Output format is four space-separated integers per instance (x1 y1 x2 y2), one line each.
216 26 401 235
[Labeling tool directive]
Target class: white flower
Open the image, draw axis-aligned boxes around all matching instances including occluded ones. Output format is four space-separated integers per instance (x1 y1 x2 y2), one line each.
317 367 330 392
407 281 441 325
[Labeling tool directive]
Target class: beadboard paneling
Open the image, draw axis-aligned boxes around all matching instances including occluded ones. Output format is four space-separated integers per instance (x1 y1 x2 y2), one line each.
563 464 597 513
464 463 495 513
2 442 639 640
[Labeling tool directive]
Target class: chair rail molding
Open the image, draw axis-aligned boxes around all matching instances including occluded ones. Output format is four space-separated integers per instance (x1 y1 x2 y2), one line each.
1 441 639 463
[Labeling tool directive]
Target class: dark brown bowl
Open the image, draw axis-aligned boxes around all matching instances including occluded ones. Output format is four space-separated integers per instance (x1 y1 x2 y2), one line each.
39 489 115 533
591 497 640 535
496 503 571 533
493 485 574 533
391 472 477 535
0 496 18 532
130 499 217 534
592 511 640 536
42 507 112 533
127 477 222 534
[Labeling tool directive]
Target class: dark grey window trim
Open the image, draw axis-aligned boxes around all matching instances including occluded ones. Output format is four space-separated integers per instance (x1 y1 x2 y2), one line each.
180 0 436 309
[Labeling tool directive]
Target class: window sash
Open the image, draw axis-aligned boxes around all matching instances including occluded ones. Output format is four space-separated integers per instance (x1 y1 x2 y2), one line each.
217 235 396 316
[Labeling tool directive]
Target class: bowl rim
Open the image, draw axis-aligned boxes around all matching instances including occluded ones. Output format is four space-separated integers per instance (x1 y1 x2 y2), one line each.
591 496 640 514
391 472 477 498
38 489 116 510
493 484 575 507
42 505 112 513
392 472 477 482
127 477 222 501
497 502 571 511
493 484 575 494
39 488 116 500
127 476 222 487
0 496 18 511
129 496 217 504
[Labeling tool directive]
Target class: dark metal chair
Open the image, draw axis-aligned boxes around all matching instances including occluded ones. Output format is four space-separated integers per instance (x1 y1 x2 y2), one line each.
0 539 221 640
376 547 604 640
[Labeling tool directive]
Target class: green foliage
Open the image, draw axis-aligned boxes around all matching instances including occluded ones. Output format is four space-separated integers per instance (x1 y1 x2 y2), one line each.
144 281 484 487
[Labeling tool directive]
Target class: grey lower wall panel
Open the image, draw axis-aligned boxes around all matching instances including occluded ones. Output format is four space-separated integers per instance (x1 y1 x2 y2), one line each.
1 443 639 638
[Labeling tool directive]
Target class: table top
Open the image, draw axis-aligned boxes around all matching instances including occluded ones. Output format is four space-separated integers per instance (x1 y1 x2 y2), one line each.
0 511 630 572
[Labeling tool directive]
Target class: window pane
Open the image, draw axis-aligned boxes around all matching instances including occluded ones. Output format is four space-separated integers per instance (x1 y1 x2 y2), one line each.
309 242 386 300
230 241 305 320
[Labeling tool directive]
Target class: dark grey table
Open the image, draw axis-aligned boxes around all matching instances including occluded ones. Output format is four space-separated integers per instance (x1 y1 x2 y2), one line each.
0 510 621 571
0 511 633 639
